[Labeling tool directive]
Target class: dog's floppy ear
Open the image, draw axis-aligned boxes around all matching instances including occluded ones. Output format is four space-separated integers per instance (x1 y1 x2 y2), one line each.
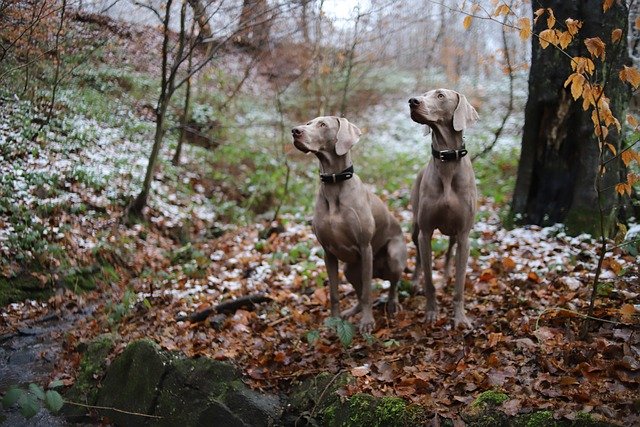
453 92 479 132
335 117 361 156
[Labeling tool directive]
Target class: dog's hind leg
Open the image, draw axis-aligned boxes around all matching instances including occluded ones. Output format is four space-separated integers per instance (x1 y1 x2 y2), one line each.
411 223 422 293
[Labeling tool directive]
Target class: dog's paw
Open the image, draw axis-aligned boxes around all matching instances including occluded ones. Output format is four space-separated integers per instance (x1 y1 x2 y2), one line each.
359 317 375 334
386 300 402 316
454 313 473 329
424 310 437 323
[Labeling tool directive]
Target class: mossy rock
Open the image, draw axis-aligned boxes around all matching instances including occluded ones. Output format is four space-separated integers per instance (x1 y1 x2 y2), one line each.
462 390 510 427
63 334 115 417
96 339 171 426
287 372 353 417
284 373 425 427
155 357 280 426
324 394 426 427
91 339 281 426
512 410 558 427
0 273 51 306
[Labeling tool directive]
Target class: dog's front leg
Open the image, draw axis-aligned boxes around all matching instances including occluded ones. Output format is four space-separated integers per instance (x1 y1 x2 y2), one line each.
325 251 340 318
453 231 472 328
418 230 437 323
359 244 375 334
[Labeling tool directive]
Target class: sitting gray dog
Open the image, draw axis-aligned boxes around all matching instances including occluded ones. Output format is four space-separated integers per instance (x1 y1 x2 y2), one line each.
291 116 407 333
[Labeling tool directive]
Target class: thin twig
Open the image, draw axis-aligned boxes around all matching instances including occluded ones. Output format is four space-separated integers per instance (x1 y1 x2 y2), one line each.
535 307 632 336
309 370 344 418
63 400 163 419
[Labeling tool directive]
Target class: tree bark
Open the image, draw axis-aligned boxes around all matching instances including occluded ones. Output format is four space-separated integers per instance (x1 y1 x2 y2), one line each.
187 0 212 39
510 0 631 235
236 0 272 48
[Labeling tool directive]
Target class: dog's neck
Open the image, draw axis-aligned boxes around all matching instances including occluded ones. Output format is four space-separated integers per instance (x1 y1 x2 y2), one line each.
315 151 353 176
429 122 464 151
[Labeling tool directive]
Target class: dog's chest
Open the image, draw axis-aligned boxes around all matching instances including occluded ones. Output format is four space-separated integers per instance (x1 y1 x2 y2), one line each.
313 212 361 262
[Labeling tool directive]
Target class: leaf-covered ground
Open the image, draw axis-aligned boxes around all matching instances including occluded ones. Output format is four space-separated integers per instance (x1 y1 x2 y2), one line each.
1 13 639 425
3 191 638 424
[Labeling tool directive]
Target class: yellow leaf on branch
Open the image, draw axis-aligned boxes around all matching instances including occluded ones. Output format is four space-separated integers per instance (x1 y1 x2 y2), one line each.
518 17 531 40
603 0 614 12
564 72 586 100
622 150 634 166
636 16 640 30
619 65 640 89
558 31 572 49
571 57 595 75
546 8 556 28
463 15 473 30
534 8 545 25
626 114 638 128
585 37 606 60
494 3 510 17
582 86 594 111
612 28 622 43
629 172 639 185
615 183 631 196
565 18 582 36
539 29 557 49
606 143 617 156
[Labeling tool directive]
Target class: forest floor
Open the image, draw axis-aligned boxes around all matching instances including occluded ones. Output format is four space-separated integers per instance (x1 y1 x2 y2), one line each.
2 191 639 423
1 11 639 426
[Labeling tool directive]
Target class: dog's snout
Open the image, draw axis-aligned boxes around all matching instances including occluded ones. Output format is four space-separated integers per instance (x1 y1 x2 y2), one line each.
292 127 303 136
408 98 420 107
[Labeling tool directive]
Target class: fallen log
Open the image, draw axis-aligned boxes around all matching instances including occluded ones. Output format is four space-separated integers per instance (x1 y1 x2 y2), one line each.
176 293 272 322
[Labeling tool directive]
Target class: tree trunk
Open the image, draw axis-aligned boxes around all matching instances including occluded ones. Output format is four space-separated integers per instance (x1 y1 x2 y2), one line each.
236 0 272 48
129 105 167 217
510 0 631 236
187 0 212 39
172 73 191 166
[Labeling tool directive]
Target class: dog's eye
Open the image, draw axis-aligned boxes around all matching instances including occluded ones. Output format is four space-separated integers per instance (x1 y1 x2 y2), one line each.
437 93 445 99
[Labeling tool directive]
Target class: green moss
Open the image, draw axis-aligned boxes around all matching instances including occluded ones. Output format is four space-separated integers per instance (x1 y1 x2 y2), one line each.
463 391 510 427
472 390 509 408
514 410 557 427
0 274 51 306
322 394 422 427
343 393 377 427
287 371 352 418
63 334 115 417
375 397 406 422
321 404 337 425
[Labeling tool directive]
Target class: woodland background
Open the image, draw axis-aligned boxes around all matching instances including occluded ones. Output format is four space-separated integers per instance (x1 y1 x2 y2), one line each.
1 0 640 425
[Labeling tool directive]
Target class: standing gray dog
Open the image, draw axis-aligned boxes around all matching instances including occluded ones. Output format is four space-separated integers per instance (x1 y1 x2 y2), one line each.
408 89 478 328
291 116 407 333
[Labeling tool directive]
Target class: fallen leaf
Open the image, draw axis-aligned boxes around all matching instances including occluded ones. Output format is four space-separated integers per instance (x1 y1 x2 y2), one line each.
351 365 370 377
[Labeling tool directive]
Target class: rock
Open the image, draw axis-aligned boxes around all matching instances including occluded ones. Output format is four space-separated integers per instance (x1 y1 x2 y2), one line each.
94 340 281 426
96 339 170 426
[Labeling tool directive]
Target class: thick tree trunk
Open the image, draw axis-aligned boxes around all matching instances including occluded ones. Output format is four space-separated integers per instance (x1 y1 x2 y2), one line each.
510 0 631 235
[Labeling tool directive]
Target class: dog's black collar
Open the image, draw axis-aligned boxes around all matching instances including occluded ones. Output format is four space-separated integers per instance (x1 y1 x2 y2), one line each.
320 165 354 184
432 145 468 162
